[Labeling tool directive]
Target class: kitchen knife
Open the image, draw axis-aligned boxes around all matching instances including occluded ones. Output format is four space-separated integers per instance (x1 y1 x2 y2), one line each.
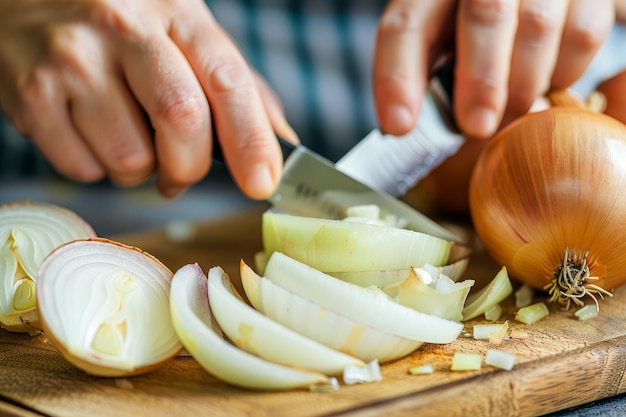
336 62 463 197
211 62 463 243
211 127 461 243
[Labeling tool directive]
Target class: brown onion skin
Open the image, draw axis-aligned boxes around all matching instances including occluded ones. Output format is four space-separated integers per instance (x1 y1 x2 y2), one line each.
469 107 626 294
596 70 626 125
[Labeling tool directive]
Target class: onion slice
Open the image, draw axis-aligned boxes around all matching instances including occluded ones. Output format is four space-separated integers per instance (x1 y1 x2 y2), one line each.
329 256 470 289
240 261 423 363
462 267 513 322
37 238 182 377
170 264 330 390
208 263 365 375
262 252 464 344
262 210 453 273
0 201 96 333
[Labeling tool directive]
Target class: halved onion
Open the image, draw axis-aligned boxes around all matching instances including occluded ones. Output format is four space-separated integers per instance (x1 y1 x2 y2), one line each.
208 263 365 375
170 263 330 390
261 252 464 344
240 261 423 363
0 201 96 334
37 238 182 377
262 210 453 273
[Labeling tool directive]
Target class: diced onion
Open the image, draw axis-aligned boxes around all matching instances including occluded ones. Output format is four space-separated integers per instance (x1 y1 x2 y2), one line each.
343 360 382 385
409 364 434 375
515 284 534 308
451 352 482 371
575 305 599 321
485 349 516 371
515 302 550 324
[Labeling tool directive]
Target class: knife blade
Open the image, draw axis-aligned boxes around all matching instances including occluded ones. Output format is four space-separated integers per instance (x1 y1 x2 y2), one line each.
336 62 463 197
211 63 462 243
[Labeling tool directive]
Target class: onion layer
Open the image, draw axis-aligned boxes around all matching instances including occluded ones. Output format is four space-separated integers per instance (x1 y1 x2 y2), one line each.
0 201 96 333
37 238 182 377
170 264 330 390
470 107 626 309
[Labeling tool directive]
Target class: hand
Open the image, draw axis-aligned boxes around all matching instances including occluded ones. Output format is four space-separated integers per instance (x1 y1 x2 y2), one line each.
0 0 296 199
374 0 616 139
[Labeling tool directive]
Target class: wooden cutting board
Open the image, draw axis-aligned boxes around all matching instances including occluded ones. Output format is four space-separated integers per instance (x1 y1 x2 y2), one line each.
2 207 626 417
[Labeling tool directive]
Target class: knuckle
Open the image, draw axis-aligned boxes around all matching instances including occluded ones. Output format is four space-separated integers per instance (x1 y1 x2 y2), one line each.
378 1 424 35
154 89 207 136
108 145 155 180
464 0 512 26
566 22 605 53
208 58 255 94
517 8 561 41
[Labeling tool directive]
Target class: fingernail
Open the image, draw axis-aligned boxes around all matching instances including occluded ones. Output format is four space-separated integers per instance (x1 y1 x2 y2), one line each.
465 107 498 139
161 185 188 199
383 104 414 135
245 164 276 200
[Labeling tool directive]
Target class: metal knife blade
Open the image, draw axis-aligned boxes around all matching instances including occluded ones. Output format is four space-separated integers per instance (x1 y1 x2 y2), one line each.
267 138 461 242
336 63 464 197
211 126 459 242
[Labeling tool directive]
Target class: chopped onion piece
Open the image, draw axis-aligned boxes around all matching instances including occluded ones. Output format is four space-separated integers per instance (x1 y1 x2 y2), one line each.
484 304 502 321
575 305 599 321
486 349 516 371
345 204 381 220
409 364 434 375
170 264 330 390
515 284 535 308
343 359 382 385
262 252 464 344
462 267 513 322
395 267 474 321
309 378 340 393
262 211 453 273
330 257 470 290
515 302 550 324
473 321 509 344
451 352 482 371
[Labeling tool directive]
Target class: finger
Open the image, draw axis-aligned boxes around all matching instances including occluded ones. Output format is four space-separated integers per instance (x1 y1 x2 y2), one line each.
374 0 456 135
14 68 105 182
121 33 212 198
455 0 520 139
69 78 155 187
503 0 569 124
171 7 282 200
54 27 156 187
550 0 615 89
254 72 299 145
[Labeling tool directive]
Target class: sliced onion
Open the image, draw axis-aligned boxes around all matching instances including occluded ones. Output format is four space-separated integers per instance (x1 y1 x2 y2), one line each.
262 210 453 273
208 263 365 375
329 256 470 289
462 267 513 322
170 264 330 390
262 252 464 344
392 267 474 322
0 201 96 333
240 261 423 363
37 238 182 377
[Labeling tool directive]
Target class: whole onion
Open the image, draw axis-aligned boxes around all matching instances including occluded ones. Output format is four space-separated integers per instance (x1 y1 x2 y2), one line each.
469 107 626 309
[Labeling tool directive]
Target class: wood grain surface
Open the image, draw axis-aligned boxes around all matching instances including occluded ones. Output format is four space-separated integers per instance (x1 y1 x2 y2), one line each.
2 207 626 417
